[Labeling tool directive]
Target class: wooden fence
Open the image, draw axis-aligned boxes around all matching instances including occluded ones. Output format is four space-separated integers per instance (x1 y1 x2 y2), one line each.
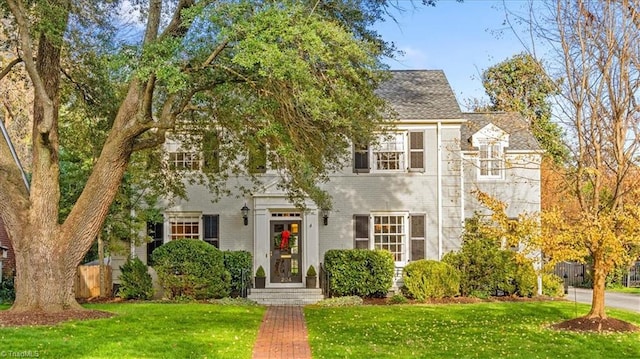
75 265 112 298
553 262 587 287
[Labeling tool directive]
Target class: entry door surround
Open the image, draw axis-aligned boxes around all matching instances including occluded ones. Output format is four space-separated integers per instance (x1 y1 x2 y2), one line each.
270 219 302 283
252 193 320 288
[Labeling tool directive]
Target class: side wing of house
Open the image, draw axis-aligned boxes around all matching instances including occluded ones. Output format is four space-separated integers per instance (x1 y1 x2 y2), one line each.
461 112 542 219
0 216 15 279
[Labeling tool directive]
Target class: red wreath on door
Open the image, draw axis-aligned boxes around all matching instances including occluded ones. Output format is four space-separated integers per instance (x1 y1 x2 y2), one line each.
279 230 290 250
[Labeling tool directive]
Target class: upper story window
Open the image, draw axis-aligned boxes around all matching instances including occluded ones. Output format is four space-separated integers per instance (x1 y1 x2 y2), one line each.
248 142 267 174
166 139 201 171
478 142 503 179
472 124 509 180
353 131 424 173
373 133 405 171
169 152 201 171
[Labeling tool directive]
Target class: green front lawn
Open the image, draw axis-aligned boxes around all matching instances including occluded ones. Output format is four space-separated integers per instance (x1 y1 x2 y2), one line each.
0 303 265 359
608 287 640 295
305 302 640 359
2 301 640 358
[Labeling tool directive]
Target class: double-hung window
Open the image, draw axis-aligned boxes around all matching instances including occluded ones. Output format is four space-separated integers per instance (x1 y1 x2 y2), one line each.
373 133 405 171
353 131 425 173
354 213 422 265
169 214 201 240
169 152 201 171
478 141 503 179
373 214 407 263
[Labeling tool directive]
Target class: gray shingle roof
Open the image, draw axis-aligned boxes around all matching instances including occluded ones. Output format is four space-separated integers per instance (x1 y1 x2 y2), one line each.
460 112 542 151
377 70 462 120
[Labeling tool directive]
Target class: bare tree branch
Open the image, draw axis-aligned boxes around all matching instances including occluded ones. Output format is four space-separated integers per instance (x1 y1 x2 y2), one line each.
0 57 23 82
6 0 55 134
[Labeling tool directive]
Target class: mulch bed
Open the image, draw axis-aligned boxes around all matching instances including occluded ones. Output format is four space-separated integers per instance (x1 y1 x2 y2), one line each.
551 317 640 333
0 309 115 327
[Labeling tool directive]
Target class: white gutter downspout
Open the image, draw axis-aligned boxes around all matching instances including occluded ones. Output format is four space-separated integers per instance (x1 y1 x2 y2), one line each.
437 122 443 260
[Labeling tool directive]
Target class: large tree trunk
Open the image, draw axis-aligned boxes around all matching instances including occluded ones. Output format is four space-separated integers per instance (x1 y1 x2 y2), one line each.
1 0 166 314
587 259 607 319
11 233 81 312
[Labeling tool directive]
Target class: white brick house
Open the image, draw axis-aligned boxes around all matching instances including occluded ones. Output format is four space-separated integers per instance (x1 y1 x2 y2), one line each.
115 70 542 291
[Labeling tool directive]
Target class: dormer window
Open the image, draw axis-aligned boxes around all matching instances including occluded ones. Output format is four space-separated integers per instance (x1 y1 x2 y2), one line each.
472 123 509 180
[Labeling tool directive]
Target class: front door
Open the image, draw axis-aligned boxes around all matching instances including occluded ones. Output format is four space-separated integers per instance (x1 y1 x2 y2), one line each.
270 220 302 283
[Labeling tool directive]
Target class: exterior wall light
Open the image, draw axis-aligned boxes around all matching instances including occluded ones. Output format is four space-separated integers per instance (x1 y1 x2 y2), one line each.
321 209 329 226
241 204 250 226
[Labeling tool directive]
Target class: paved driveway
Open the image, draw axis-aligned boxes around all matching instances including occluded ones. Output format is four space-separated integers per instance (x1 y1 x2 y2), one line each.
565 287 640 313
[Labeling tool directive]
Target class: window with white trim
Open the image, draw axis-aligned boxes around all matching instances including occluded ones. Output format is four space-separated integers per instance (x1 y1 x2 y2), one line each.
169 215 201 240
168 152 201 171
373 214 407 263
352 132 425 173
373 133 405 171
478 142 503 179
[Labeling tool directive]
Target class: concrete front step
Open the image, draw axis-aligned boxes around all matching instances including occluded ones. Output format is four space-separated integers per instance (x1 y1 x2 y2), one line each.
248 288 324 306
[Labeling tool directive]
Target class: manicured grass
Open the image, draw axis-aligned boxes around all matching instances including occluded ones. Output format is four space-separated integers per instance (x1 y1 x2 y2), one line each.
0 303 265 358
305 302 640 359
608 287 640 295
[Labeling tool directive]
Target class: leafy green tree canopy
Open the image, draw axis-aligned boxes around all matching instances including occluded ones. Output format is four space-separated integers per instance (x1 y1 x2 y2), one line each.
0 0 425 312
481 53 567 163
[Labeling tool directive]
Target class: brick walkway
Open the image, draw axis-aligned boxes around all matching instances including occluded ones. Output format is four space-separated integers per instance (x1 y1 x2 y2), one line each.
252 306 312 359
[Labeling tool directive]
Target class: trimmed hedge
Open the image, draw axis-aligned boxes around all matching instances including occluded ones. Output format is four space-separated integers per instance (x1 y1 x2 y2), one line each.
223 250 252 297
118 257 154 300
402 260 460 301
152 239 230 300
324 249 394 298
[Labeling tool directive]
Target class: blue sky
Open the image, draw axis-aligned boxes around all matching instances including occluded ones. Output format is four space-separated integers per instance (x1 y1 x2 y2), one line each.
375 1 531 109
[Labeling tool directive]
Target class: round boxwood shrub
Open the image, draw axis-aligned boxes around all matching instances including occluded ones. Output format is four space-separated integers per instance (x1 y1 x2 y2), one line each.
118 257 154 300
402 260 460 301
152 239 230 300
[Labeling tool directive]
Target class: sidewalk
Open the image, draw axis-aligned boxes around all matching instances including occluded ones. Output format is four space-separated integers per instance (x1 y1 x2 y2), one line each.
252 306 312 359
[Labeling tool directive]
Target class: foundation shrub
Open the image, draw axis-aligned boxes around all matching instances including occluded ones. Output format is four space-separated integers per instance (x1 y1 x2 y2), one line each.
324 249 394 298
402 260 460 301
223 250 252 297
152 239 230 300
118 257 154 300
0 275 15 304
443 215 538 298
542 273 565 297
